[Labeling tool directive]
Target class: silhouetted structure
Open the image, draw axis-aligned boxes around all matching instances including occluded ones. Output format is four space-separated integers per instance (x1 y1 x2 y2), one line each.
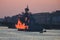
17 6 43 32
0 6 60 30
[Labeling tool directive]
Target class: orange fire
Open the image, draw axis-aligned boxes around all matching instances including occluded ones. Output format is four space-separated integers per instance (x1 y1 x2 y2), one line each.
15 19 28 30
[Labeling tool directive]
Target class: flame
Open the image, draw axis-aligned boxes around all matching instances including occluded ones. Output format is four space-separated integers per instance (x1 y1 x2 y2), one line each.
15 19 28 30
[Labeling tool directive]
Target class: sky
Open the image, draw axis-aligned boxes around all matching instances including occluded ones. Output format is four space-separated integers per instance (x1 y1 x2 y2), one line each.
0 0 60 18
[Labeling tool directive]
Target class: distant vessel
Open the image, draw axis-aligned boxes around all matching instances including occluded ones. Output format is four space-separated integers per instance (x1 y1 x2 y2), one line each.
15 6 44 33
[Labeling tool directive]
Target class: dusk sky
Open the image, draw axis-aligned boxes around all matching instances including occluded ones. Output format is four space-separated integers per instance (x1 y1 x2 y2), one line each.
0 0 60 18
